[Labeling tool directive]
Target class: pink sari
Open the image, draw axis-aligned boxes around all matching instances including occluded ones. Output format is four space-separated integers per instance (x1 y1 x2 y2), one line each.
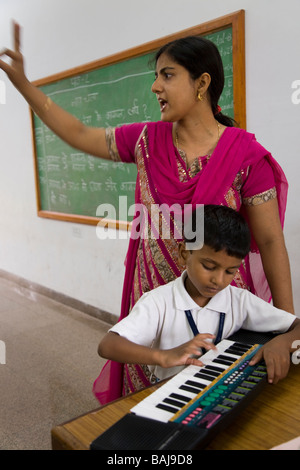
93 123 288 404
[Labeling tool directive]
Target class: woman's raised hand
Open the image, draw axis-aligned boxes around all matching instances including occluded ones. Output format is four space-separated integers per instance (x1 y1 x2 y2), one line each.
0 22 28 90
0 21 109 159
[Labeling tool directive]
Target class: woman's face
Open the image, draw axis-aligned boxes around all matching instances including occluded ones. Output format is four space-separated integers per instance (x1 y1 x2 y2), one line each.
151 53 200 122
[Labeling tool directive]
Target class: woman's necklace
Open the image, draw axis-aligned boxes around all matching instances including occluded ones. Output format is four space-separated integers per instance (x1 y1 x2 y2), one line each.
175 121 221 159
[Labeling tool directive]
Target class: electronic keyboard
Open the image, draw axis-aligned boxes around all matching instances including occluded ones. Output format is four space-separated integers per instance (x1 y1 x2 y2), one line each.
91 331 273 450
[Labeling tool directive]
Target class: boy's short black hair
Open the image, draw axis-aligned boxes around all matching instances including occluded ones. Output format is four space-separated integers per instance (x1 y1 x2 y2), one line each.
184 205 251 259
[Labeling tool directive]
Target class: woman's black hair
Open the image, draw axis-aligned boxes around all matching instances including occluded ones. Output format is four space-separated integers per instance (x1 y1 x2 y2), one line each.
155 36 236 127
184 205 251 259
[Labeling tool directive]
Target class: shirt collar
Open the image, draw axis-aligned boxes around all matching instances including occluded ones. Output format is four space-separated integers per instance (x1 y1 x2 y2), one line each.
174 270 231 314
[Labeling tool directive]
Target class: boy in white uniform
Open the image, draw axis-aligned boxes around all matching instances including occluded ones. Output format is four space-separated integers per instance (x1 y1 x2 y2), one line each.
99 205 299 385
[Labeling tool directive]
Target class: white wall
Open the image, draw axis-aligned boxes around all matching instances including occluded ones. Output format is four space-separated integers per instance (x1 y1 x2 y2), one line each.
0 0 299 317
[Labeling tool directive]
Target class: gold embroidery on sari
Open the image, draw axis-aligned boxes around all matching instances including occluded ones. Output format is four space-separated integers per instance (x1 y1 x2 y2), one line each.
148 237 179 283
105 127 121 161
136 238 156 299
135 131 181 287
133 220 181 302
176 150 208 181
147 204 183 272
123 364 153 394
224 171 248 210
141 131 150 159
242 187 277 206
133 253 142 305
233 266 249 290
188 157 204 178
233 170 245 192
225 187 238 210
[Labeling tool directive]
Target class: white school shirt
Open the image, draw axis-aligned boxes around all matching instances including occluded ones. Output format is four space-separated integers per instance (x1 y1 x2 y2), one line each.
110 271 295 380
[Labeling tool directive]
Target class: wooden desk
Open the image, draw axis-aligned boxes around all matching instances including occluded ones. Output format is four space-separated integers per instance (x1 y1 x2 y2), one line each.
51 364 300 450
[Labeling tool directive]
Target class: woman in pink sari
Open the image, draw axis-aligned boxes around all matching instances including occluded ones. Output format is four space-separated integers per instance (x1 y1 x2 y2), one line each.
1 28 293 404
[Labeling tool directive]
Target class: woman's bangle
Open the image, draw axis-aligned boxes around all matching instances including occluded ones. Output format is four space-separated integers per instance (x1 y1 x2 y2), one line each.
43 96 52 112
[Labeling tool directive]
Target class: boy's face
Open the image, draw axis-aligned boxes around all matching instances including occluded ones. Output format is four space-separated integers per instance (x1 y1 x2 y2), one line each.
178 243 242 307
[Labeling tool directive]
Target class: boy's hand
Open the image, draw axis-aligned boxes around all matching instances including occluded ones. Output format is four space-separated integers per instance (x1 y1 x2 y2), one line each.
158 333 217 369
249 336 291 384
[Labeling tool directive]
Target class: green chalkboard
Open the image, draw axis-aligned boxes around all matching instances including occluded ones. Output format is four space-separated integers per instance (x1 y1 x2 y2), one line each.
31 11 245 227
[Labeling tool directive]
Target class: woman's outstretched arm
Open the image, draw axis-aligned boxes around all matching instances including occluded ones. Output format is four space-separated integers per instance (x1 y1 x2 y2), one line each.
0 22 110 159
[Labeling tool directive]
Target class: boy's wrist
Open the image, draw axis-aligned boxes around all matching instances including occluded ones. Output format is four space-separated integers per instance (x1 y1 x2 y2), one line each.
268 332 294 354
152 348 164 367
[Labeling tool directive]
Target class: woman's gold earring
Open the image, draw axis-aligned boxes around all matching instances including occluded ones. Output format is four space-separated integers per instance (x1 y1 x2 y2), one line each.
197 90 203 101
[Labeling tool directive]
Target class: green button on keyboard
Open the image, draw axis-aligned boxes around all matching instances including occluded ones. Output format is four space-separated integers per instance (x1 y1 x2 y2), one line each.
200 400 212 407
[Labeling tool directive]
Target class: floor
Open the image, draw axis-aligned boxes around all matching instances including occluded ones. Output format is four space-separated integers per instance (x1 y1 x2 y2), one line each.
0 275 112 450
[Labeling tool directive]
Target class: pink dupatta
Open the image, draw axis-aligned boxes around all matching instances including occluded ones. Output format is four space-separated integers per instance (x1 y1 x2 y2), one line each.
93 124 288 404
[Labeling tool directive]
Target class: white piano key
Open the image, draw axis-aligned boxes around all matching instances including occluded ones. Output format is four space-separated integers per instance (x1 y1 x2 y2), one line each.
132 404 173 422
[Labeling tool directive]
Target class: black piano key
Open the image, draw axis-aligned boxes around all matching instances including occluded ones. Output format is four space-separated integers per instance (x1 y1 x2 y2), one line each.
201 368 220 378
156 403 179 413
194 372 215 382
179 384 200 394
233 342 252 351
185 380 207 390
204 365 224 374
218 354 236 363
224 347 245 356
163 397 186 409
169 393 191 403
213 358 232 366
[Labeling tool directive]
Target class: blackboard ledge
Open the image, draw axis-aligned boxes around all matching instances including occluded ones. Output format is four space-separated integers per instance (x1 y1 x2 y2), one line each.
38 210 132 231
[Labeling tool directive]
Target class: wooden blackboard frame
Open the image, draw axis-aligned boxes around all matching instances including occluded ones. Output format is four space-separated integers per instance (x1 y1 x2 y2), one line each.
30 10 245 229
